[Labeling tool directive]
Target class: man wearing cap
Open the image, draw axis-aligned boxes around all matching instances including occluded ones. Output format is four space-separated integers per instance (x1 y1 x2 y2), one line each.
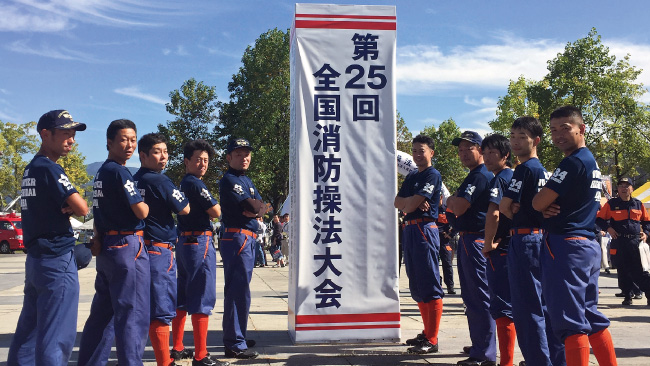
8 110 89 366
171 139 228 366
597 177 650 306
78 119 150 366
219 138 268 359
446 130 497 366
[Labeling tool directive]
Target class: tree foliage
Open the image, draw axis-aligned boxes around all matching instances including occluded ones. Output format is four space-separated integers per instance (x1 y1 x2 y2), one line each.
157 78 221 191
396 112 412 153
421 118 465 193
0 120 39 206
217 28 291 212
59 144 92 203
490 28 650 180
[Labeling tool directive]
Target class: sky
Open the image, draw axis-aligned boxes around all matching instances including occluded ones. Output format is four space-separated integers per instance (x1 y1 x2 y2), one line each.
2 0 650 164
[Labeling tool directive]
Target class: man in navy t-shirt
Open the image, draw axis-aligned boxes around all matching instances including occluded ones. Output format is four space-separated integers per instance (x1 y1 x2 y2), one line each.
446 131 496 366
533 106 617 366
133 133 192 366
219 138 267 360
78 119 150 366
500 117 564 366
480 134 516 366
395 134 443 355
172 139 228 366
8 110 88 366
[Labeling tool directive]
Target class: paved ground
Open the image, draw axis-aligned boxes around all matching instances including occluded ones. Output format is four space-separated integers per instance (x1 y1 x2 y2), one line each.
0 253 648 365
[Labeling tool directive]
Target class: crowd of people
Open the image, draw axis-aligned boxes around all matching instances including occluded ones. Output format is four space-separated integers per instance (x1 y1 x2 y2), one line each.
9 110 272 366
395 106 644 366
8 105 649 366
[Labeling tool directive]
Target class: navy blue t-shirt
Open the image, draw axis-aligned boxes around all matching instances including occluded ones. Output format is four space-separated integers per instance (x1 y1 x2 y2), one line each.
134 168 189 243
489 168 513 243
177 174 218 232
21 155 78 257
454 164 494 232
542 147 601 238
397 166 441 221
504 158 550 229
219 168 263 231
93 159 144 233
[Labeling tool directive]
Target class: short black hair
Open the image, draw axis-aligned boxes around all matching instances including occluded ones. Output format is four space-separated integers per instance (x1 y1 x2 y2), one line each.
412 134 435 151
138 133 167 156
183 139 215 160
550 105 583 123
106 119 136 150
481 133 513 167
511 116 543 139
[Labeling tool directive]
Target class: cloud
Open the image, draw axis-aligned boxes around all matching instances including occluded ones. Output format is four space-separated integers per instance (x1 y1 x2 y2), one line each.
162 45 189 56
0 4 69 32
7 39 101 62
1 0 181 32
396 35 562 94
114 86 167 105
396 34 650 97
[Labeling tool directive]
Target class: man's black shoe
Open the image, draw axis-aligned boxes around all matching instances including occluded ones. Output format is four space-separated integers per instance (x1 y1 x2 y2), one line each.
457 357 496 366
633 294 643 300
519 362 527 366
246 339 256 348
224 348 259 359
192 354 230 366
171 348 194 360
622 297 633 306
448 287 457 295
462 346 471 354
614 292 627 297
407 339 438 354
405 332 426 346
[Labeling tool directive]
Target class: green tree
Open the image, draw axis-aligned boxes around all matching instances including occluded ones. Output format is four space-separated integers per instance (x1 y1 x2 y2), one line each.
396 112 412 153
421 118 465 193
0 120 39 207
217 28 290 212
158 78 221 191
490 28 650 180
59 144 93 209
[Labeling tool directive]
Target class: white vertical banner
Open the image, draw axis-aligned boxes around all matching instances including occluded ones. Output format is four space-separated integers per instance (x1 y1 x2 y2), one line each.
288 3 399 343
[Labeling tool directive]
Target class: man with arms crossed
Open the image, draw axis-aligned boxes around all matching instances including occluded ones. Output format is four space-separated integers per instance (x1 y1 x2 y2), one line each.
394 134 443 355
172 139 228 366
8 110 88 366
533 106 616 366
446 131 496 366
78 119 150 366
219 138 268 359
133 133 191 366
500 117 565 366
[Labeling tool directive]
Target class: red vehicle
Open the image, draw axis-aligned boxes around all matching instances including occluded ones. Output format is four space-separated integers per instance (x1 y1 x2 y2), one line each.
0 212 24 254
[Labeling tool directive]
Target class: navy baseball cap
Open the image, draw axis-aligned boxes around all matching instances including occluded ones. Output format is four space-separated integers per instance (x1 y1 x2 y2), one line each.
226 138 253 154
37 110 86 132
617 177 632 186
452 130 482 146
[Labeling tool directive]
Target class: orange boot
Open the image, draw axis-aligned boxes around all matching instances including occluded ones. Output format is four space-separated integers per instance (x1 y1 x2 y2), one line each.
171 309 187 353
192 313 210 361
495 317 516 366
588 328 617 366
565 334 590 366
149 320 173 366
425 298 443 345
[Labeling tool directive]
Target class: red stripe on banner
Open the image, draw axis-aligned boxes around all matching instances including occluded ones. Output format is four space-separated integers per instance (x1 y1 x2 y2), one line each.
294 20 396 30
296 13 396 20
295 312 400 324
296 324 400 331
